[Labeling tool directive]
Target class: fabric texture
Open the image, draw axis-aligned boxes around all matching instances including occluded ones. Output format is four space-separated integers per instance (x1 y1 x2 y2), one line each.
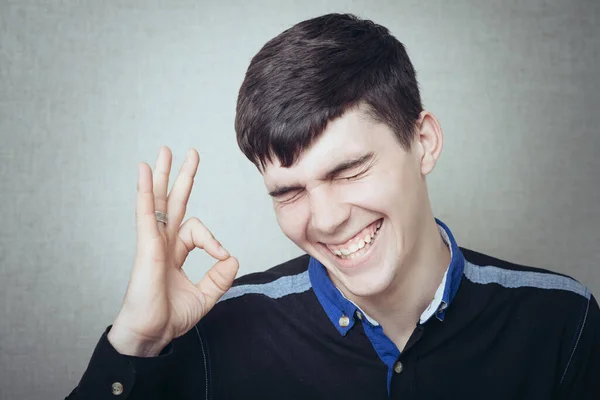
66 222 600 399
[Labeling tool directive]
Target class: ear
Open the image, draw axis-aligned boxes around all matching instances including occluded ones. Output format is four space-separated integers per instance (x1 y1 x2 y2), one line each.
414 111 443 176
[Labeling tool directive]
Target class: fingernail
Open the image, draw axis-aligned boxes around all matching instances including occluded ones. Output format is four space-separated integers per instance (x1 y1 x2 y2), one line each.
185 148 193 161
218 246 229 257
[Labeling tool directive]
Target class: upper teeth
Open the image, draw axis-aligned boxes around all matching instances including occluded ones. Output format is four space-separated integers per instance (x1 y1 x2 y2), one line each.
328 223 381 256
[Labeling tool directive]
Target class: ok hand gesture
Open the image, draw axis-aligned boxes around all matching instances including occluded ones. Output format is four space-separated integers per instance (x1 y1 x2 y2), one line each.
108 146 239 357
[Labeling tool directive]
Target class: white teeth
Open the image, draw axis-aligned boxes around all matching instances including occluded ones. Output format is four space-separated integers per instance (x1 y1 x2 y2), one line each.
327 220 383 258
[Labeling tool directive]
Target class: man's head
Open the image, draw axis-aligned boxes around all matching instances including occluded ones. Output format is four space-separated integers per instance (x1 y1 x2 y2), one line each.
235 14 444 298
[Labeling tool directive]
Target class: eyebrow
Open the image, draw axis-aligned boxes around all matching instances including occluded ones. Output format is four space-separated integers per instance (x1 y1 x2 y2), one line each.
268 152 375 197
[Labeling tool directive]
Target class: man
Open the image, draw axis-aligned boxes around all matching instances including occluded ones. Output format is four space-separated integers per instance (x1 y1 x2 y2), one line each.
66 13 599 399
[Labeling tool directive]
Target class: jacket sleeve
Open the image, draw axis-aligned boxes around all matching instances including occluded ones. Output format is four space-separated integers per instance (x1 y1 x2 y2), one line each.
65 325 208 400
556 294 600 399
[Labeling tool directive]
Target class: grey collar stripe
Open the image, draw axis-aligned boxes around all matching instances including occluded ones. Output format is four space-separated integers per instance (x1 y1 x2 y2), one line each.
464 261 591 299
218 270 312 303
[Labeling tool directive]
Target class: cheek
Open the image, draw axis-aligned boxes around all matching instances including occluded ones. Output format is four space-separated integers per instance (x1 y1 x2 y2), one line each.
339 175 401 212
274 203 310 243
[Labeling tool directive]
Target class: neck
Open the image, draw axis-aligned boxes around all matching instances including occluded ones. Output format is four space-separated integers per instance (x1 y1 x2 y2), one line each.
349 216 451 349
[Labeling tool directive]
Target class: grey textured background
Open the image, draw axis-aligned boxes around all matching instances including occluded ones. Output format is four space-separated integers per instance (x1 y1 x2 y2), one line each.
1 0 598 399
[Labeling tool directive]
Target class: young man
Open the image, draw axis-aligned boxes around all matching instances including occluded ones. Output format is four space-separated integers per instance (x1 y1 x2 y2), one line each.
67 13 599 399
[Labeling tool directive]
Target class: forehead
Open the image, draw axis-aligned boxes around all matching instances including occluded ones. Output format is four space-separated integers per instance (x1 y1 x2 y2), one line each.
262 107 393 186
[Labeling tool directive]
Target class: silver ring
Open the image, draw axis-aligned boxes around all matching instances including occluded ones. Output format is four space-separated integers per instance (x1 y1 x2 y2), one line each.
155 211 168 225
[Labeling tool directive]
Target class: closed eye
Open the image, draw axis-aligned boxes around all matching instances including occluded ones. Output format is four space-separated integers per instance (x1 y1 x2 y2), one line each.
337 170 367 181
275 190 304 204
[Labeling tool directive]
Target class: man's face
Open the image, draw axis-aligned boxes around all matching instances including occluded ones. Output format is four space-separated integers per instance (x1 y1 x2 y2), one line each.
262 107 432 298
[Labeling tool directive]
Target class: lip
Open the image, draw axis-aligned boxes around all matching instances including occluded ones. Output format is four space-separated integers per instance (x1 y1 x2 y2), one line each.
318 218 383 272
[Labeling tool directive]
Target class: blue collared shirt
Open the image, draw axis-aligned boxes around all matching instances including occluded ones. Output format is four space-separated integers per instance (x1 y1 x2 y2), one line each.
308 218 466 394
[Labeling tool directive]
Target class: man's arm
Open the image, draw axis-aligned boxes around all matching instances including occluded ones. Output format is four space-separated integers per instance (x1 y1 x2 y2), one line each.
66 323 209 400
65 326 177 400
556 294 600 399
66 147 236 398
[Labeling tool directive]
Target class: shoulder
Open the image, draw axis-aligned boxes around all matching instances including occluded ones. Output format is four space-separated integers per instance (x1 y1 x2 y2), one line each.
459 247 595 343
460 247 591 302
217 253 312 302
201 253 314 326
230 253 311 287
458 248 599 390
197 253 320 350
458 247 593 334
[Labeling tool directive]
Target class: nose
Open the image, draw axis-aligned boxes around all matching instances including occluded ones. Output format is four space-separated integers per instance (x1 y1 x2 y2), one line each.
308 186 350 235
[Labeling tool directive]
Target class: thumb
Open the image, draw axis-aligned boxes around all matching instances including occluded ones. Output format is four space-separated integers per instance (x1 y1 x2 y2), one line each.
196 256 239 312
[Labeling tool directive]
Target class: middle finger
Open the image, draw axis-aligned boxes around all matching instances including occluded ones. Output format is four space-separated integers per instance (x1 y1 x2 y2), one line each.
166 148 200 235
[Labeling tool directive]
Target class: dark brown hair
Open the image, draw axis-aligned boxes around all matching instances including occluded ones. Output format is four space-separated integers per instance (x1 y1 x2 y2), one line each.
235 13 423 170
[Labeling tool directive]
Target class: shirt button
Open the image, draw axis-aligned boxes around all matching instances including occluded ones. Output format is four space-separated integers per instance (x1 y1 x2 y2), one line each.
356 311 363 320
111 382 124 395
394 361 404 374
339 315 350 327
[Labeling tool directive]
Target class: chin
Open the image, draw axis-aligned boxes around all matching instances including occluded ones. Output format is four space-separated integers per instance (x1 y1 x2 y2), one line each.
335 264 396 298
312 218 398 298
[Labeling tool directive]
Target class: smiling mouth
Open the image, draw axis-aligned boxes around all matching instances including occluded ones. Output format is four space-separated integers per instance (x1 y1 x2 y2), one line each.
324 219 383 260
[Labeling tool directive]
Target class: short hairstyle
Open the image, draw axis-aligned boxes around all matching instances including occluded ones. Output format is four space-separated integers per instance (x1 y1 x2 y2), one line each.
235 13 423 170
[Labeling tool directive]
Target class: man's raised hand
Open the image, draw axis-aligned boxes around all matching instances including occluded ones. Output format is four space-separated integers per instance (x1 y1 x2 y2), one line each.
107 146 239 357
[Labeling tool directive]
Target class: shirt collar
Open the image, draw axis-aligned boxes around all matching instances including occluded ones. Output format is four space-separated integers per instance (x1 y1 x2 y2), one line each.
308 218 465 335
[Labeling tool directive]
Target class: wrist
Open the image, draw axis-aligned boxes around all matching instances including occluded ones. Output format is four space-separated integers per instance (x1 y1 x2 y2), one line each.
107 324 170 357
